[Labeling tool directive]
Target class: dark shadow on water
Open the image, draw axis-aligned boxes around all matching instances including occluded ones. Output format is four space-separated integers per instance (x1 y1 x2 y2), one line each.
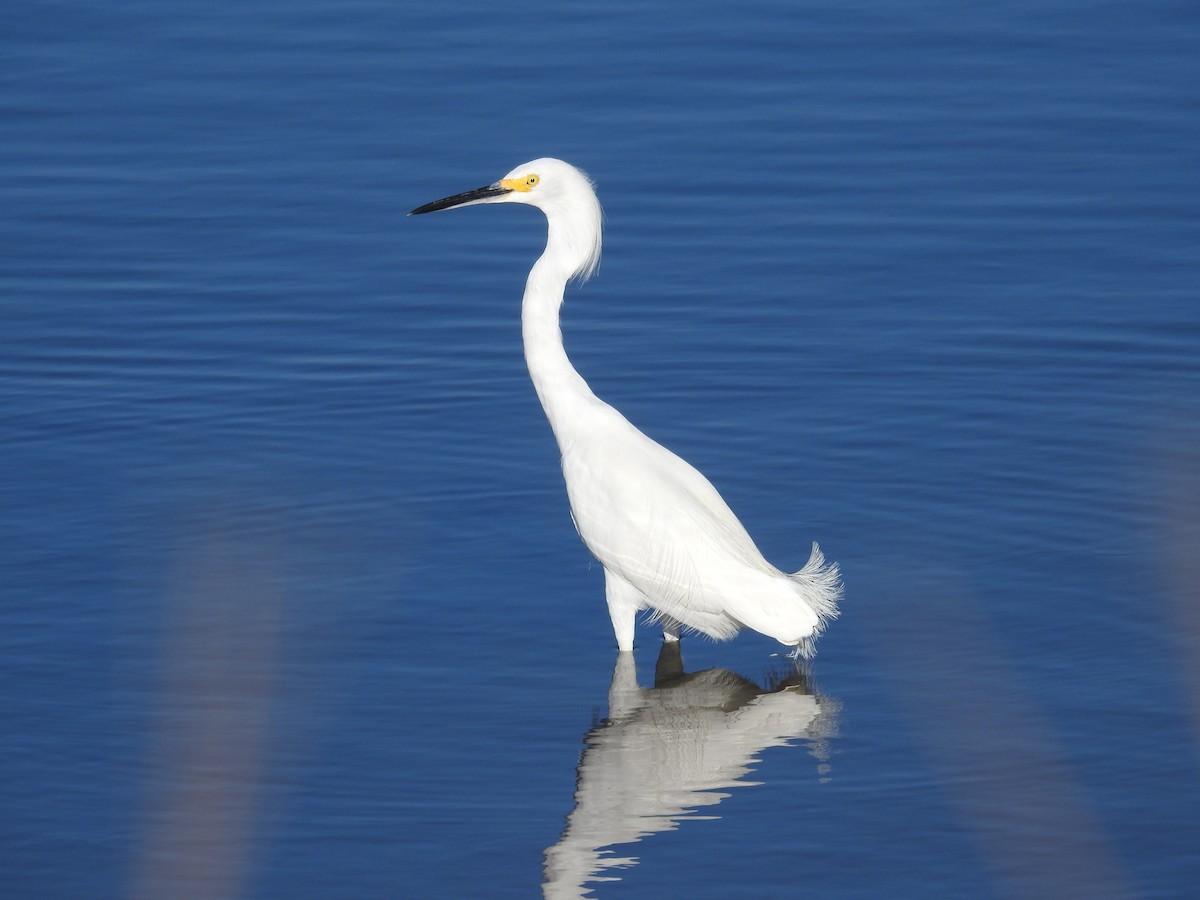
542 642 839 899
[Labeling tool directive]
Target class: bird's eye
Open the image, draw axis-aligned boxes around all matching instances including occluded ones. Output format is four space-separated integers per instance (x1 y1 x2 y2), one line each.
526 175 539 187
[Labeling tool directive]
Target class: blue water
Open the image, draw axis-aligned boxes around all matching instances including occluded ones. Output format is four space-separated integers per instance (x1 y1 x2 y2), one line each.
3 2 1198 897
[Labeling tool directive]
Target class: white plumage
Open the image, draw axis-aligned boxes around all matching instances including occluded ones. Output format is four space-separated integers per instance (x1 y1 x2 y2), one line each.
411 158 841 655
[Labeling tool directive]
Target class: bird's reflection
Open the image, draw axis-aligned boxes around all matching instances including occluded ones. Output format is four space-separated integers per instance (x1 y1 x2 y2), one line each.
542 643 839 898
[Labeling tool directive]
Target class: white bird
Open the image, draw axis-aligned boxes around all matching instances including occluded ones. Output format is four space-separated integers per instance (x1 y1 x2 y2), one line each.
411 158 840 656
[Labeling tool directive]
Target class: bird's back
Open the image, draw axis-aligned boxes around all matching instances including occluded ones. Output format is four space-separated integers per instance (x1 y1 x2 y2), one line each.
559 401 828 645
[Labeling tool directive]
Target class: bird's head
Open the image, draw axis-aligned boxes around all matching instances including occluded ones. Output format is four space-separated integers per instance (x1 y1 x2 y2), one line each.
410 158 603 282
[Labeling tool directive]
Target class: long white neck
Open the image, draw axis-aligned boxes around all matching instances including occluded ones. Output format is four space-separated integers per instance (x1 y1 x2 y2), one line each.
521 221 599 448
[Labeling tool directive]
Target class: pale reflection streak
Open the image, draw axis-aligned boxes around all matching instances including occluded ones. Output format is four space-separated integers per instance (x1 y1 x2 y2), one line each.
542 644 838 899
868 571 1137 898
1158 429 1200 765
130 505 284 900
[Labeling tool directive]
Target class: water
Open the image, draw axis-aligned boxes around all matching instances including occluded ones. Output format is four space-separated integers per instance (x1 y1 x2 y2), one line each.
3 1 1198 897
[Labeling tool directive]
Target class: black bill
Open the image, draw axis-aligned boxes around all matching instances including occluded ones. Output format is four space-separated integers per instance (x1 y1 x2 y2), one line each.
409 183 512 215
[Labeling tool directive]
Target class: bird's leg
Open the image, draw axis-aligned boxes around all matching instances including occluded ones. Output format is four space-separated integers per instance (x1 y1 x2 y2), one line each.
607 651 653 721
653 639 684 685
660 615 681 644
604 569 643 652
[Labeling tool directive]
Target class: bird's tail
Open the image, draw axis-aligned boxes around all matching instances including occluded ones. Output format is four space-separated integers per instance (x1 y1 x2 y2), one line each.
787 542 843 659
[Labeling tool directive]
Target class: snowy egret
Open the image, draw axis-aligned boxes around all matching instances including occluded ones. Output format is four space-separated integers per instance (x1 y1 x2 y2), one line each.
411 158 841 656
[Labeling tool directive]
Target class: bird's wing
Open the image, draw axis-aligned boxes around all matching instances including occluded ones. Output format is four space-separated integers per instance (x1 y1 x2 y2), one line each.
562 407 776 622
